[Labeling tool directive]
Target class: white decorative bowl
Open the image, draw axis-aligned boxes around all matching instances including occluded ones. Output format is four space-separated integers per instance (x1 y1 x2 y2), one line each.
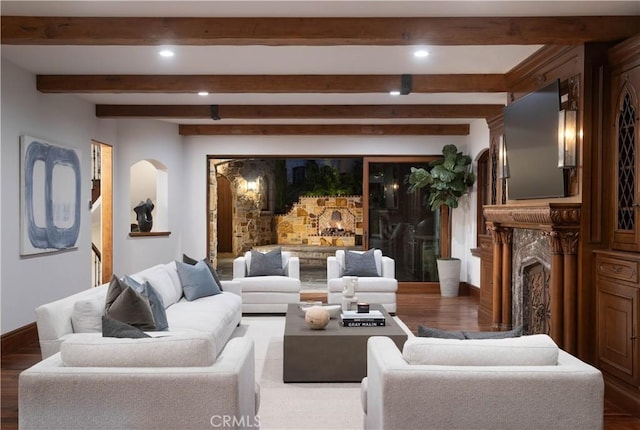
301 304 342 318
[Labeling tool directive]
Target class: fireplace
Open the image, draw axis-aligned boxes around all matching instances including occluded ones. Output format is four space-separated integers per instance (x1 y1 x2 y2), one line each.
484 203 580 353
274 196 363 247
318 208 356 237
512 229 552 335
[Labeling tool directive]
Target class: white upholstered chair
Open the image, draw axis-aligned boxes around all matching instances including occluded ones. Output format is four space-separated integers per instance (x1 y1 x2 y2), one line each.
327 249 398 313
233 249 301 313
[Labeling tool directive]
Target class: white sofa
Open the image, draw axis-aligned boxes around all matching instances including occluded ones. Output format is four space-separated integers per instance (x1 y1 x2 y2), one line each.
362 335 604 430
22 261 259 429
327 249 398 313
35 261 243 359
20 335 259 430
232 250 301 313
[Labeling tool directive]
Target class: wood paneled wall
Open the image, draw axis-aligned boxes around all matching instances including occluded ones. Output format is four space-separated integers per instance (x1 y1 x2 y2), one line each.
481 44 613 363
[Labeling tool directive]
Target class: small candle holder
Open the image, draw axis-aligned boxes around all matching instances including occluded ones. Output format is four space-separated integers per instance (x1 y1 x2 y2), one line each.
357 302 370 313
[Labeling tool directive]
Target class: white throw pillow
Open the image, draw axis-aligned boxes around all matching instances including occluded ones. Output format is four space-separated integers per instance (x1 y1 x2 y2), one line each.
70 298 104 333
134 265 182 307
164 261 187 299
402 334 559 366
60 332 215 367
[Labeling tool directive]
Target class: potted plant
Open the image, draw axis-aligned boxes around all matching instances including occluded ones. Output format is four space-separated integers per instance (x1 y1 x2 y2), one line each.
407 144 476 296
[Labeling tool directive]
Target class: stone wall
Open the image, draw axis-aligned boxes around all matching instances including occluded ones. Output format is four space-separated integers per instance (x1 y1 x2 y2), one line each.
209 159 277 261
275 196 363 247
258 211 276 245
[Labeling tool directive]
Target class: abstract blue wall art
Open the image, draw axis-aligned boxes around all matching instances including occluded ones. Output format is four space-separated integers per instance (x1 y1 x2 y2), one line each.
20 135 81 256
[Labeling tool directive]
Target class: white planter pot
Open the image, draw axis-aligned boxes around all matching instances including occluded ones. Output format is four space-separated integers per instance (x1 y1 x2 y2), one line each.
436 258 461 297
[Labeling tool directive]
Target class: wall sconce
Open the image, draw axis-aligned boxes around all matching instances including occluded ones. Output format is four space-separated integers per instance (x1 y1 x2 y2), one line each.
247 181 257 192
498 134 510 179
558 108 578 168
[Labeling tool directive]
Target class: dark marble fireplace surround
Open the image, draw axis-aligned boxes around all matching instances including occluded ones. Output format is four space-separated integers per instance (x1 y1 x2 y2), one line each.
513 229 551 335
484 203 580 353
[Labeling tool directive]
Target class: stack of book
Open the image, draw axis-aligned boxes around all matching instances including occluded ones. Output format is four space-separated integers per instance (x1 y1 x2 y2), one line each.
340 310 386 327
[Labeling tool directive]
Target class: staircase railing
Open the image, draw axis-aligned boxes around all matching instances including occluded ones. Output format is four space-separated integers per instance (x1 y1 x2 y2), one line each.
91 144 101 204
91 242 102 287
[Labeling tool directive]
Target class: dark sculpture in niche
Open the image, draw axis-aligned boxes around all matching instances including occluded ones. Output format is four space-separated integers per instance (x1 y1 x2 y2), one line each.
133 198 154 232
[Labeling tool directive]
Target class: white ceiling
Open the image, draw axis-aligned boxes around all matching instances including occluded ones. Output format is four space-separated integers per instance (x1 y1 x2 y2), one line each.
2 1 639 125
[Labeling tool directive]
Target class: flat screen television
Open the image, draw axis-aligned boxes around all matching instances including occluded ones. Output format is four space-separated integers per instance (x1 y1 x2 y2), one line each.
503 79 565 200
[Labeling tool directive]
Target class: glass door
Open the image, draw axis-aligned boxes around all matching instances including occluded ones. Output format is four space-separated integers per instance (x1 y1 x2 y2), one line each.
364 157 447 285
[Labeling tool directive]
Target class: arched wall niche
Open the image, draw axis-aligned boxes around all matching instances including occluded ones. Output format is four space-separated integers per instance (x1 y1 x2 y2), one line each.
130 159 168 232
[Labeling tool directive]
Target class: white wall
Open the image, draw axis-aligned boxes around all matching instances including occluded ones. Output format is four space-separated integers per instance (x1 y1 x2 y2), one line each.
0 61 184 334
0 59 110 332
111 120 183 275
451 119 490 288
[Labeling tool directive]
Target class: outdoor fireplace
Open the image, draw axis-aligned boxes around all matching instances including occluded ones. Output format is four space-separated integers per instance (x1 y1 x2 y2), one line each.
274 196 363 247
319 209 356 237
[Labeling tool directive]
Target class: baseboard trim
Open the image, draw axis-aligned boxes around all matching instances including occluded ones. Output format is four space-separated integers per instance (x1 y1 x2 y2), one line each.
399 282 475 296
467 283 480 299
604 374 640 418
1 322 38 356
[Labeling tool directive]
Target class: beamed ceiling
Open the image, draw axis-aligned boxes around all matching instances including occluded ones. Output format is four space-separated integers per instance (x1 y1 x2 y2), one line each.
2 1 639 136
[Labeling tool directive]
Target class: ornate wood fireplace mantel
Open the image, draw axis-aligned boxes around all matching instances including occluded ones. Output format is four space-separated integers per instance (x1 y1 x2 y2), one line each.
484 203 581 353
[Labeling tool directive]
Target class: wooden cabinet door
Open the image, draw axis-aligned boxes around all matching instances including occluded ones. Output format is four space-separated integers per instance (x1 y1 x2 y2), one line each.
612 65 640 252
597 277 639 385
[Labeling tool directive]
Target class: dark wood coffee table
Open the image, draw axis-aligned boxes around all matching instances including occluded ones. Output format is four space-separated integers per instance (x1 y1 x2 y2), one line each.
283 303 408 382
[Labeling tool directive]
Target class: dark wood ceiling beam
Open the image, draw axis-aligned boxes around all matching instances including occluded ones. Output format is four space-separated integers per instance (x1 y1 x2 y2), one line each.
3 16 639 45
96 104 504 119
37 74 506 93
179 124 469 136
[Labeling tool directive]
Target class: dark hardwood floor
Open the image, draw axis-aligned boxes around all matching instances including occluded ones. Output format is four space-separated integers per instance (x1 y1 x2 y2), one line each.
2 293 639 429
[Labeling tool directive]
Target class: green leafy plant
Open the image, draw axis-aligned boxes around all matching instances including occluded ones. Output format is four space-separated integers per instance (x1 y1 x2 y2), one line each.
407 144 476 211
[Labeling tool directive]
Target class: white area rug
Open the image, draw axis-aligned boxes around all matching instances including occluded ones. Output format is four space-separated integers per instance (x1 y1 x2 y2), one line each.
232 316 412 430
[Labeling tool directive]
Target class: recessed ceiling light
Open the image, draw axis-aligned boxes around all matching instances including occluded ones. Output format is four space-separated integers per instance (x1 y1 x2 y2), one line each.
198 91 209 96
413 49 429 58
389 91 401 96
159 49 175 58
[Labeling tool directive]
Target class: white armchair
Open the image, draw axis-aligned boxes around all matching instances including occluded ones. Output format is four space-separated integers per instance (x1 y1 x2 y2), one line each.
233 249 301 313
327 249 398 313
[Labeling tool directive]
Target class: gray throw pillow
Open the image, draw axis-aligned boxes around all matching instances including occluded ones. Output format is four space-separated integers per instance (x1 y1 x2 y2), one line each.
344 249 379 277
102 316 150 339
248 248 284 277
417 325 465 339
183 254 223 291
123 276 169 331
462 326 523 339
104 275 156 330
176 260 222 301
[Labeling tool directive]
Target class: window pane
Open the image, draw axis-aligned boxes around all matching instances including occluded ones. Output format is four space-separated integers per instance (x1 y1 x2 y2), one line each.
368 162 441 282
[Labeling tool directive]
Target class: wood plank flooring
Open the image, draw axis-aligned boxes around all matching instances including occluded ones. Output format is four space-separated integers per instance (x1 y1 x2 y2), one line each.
2 293 639 429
